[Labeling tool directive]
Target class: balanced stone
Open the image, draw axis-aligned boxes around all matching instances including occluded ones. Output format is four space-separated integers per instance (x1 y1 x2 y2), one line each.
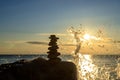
47 35 61 62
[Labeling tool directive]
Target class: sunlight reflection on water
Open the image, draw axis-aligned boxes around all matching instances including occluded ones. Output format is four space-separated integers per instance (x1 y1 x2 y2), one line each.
75 54 120 80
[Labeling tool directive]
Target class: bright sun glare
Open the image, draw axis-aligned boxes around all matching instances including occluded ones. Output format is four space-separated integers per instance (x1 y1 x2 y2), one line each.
83 34 90 40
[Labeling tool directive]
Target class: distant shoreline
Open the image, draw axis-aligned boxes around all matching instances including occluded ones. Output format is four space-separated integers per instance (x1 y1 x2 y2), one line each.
0 53 120 55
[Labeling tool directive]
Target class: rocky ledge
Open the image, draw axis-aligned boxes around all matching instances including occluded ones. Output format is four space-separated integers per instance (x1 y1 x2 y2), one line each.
0 57 77 80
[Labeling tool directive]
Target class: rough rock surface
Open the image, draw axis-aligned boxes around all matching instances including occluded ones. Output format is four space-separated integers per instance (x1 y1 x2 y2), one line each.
0 57 77 80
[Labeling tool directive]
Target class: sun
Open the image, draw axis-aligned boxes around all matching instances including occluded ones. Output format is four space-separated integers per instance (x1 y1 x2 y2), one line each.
83 34 90 40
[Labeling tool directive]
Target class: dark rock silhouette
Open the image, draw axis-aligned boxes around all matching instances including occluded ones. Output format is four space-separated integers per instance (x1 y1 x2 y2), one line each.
47 35 61 63
0 35 77 80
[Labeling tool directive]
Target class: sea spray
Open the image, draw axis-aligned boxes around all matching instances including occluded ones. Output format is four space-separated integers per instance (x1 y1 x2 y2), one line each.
68 27 97 80
67 27 118 80
116 58 120 79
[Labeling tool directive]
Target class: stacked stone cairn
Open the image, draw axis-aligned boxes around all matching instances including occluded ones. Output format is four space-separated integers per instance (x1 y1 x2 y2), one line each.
47 35 61 63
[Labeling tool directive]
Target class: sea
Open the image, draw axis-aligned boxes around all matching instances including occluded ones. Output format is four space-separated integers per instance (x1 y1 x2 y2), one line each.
0 54 74 64
0 54 120 80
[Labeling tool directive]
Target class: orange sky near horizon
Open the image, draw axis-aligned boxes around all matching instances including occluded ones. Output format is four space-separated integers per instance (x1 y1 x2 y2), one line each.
0 34 119 55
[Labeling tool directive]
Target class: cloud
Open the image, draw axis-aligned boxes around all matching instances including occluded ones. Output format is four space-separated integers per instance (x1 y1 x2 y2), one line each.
26 41 76 46
60 44 76 46
113 40 120 43
26 41 48 45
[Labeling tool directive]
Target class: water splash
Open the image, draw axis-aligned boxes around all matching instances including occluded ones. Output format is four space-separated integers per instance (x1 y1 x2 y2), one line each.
116 58 120 79
67 27 119 80
68 27 99 80
77 54 98 80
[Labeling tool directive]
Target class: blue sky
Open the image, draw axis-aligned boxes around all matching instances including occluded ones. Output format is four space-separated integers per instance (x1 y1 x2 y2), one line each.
0 0 120 54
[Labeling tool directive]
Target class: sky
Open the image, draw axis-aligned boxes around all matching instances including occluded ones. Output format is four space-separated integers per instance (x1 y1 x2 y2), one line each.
0 0 120 54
